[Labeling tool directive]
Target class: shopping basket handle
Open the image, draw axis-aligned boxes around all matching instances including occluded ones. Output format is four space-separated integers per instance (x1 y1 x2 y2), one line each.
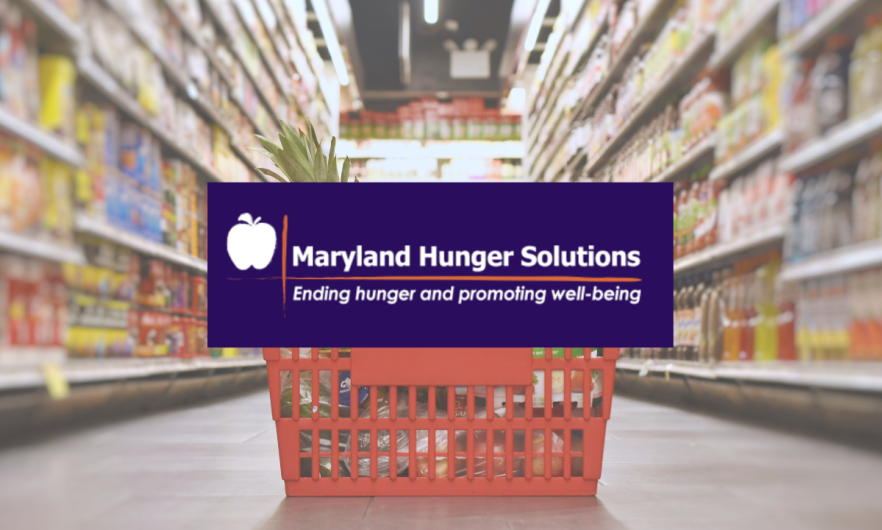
350 348 533 386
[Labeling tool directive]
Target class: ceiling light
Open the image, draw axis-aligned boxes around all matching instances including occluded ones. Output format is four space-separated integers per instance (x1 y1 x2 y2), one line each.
523 0 551 51
312 0 350 86
424 0 438 24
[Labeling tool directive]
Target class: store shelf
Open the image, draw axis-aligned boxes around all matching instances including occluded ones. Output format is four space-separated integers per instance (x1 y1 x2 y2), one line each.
337 140 525 159
708 0 779 71
530 0 676 178
573 0 676 123
674 222 787 275
616 358 882 393
651 134 716 183
780 0 870 57
779 106 882 174
202 1 285 128
0 106 85 168
0 356 265 391
94 0 235 141
584 31 715 179
709 128 784 181
77 56 228 183
0 230 85 264
74 213 208 272
527 1 602 140
0 346 67 368
779 239 882 283
18 0 84 44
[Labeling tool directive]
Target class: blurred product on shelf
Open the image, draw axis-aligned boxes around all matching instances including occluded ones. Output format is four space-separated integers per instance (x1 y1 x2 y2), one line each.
60 237 210 357
350 158 523 182
628 252 796 362
0 2 40 122
848 14 882 120
716 42 782 161
778 0 851 41
0 255 67 347
715 159 794 245
673 159 793 261
74 103 207 257
795 267 882 361
0 134 74 242
341 98 521 141
717 0 777 49
441 159 523 181
785 148 882 261
603 77 724 183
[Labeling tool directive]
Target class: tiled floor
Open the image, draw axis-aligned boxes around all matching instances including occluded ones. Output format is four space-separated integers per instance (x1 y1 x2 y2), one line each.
2 390 881 530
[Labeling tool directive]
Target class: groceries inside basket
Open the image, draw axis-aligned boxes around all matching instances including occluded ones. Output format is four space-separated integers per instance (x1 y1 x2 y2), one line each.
278 347 605 478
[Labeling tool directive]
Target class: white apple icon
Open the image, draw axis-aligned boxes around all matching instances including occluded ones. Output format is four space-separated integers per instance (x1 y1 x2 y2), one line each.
227 213 277 270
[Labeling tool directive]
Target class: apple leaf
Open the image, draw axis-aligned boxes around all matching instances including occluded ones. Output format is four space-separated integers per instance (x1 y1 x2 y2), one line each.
238 213 254 224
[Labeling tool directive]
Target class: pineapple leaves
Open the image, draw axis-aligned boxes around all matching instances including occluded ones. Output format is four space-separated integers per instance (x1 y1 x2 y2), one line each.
258 167 288 183
256 119 353 184
341 156 351 183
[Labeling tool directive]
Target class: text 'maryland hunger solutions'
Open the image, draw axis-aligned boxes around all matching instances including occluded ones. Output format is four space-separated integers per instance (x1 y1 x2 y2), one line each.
290 245 642 273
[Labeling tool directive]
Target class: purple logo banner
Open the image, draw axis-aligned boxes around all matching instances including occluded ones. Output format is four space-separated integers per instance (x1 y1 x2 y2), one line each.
207 183 673 347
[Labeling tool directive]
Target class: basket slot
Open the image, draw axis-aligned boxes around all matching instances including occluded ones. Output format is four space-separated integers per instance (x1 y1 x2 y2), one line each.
311 427 320 480
331 429 339 480
408 386 417 421
447 386 455 420
390 428 398 480
583 366 591 421
448 427 456 480
428 387 436 420
602 365 615 420
370 428 378 479
505 428 513 480
409 428 417 480
564 368 572 420
348 431 357 479
486 426 494 481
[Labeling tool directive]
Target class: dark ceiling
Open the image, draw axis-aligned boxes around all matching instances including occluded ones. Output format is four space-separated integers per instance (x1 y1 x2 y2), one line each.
346 0 516 103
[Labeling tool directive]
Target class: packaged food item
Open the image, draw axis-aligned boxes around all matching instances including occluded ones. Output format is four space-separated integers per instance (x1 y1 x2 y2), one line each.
38 55 77 140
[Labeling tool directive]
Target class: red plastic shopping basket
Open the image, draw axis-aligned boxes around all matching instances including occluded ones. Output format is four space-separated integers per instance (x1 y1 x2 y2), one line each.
263 347 618 496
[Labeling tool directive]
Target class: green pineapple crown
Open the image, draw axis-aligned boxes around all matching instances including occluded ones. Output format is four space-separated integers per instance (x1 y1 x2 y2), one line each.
254 119 353 183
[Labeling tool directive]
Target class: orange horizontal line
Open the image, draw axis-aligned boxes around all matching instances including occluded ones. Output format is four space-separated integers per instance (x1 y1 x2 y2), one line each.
227 276 641 282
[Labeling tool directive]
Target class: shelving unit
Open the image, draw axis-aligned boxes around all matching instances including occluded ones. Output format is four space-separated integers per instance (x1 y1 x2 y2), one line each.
651 134 716 183
0 356 265 391
780 240 882 282
74 213 208 272
616 358 882 393
0 106 85 168
0 230 85 265
338 140 525 160
779 0 872 57
708 0 779 71
779 107 882 174
674 222 787 275
583 31 715 179
76 56 229 183
18 0 84 44
708 129 784 181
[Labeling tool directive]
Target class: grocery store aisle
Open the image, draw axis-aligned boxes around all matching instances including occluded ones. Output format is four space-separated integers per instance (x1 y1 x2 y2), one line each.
1 390 880 530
